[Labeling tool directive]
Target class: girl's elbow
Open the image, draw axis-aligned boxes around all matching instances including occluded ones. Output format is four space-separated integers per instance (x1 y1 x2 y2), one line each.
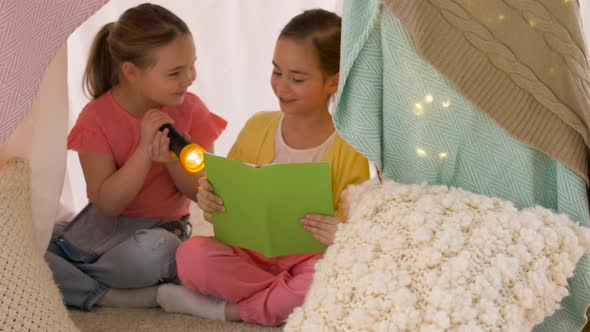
101 208 120 218
97 205 119 218
92 199 121 218
91 187 124 217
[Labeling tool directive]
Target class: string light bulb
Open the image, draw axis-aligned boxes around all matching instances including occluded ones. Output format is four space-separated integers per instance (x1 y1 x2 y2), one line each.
528 19 536 28
414 103 425 116
416 148 427 158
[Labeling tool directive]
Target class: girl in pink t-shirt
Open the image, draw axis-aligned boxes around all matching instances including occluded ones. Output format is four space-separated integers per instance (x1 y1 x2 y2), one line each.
45 3 226 310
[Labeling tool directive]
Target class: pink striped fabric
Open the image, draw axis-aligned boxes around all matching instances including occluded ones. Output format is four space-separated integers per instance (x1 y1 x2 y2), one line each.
0 0 109 144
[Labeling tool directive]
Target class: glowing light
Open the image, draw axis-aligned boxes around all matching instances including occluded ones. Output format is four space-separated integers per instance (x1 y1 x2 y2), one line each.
185 151 203 168
528 20 536 28
425 95 433 103
498 14 505 22
179 144 206 173
563 0 571 4
413 103 425 116
442 100 451 108
438 152 448 159
416 148 427 158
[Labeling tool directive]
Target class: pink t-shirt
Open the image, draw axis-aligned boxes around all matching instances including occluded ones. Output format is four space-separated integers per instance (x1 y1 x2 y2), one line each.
67 90 227 221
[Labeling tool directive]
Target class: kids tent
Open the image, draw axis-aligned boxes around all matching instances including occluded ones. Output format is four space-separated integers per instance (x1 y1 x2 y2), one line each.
1 0 590 331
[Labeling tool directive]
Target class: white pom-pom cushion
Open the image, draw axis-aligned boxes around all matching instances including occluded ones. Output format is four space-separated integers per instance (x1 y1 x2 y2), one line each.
285 179 590 332
0 158 79 331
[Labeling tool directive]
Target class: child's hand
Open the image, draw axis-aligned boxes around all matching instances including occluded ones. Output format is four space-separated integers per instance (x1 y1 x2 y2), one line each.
301 214 342 246
138 109 174 161
150 127 175 164
197 177 225 223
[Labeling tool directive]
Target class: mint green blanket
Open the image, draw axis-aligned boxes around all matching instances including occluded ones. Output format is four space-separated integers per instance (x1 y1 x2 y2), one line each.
334 1 590 330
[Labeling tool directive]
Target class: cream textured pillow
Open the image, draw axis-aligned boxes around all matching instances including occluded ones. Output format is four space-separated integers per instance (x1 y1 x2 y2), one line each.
285 179 590 332
0 158 78 331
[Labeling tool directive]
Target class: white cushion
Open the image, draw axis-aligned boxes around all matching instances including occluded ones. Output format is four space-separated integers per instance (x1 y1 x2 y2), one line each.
286 179 590 331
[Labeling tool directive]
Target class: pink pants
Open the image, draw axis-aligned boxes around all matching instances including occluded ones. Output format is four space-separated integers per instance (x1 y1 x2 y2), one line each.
176 236 322 326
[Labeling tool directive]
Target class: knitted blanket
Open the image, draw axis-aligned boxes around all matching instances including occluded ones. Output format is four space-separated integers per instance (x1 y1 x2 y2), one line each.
0 159 78 331
380 0 590 182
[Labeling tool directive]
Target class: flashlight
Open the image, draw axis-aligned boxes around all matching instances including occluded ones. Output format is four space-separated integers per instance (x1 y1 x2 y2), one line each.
159 123 205 173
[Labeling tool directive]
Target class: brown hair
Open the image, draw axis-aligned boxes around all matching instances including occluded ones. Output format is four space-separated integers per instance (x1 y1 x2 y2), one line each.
278 9 342 76
83 3 190 99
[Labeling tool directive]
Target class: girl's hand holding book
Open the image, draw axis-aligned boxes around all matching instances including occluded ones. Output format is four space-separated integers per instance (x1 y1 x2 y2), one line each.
300 214 342 246
197 177 225 223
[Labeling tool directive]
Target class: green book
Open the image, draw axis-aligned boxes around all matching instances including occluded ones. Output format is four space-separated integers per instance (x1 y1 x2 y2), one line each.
204 153 334 257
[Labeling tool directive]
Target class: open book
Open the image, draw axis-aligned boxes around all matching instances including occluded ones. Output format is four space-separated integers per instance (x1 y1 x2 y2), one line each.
203 153 334 257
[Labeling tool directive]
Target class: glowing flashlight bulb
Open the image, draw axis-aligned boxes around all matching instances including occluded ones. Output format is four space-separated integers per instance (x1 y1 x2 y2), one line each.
186 151 203 167
159 124 206 173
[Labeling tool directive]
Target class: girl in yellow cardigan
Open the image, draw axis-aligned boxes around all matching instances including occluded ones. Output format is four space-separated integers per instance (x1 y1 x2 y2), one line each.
157 9 369 326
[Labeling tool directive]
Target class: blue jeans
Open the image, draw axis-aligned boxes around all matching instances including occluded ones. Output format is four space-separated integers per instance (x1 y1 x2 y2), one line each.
45 205 191 310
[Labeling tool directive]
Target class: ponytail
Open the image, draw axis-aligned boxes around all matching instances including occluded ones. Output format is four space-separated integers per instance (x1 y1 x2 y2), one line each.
83 22 117 99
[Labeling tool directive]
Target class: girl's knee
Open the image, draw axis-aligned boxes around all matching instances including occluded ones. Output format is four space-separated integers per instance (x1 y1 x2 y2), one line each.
176 236 218 262
130 229 181 281
134 229 181 255
176 237 220 285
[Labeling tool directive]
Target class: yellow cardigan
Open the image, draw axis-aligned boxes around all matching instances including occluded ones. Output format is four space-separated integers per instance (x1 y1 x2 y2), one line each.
228 111 370 217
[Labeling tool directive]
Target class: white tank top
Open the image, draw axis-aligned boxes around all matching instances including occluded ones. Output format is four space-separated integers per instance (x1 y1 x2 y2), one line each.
272 115 336 164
